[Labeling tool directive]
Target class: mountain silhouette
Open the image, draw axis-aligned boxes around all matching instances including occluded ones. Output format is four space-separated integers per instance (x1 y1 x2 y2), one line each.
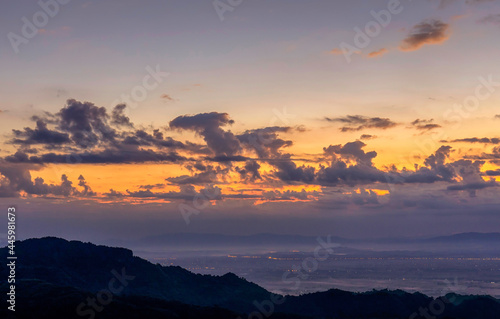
1 237 499 319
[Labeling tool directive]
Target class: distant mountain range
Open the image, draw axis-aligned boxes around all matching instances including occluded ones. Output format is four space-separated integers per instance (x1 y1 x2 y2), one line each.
1 237 499 319
109 231 500 247
105 232 500 257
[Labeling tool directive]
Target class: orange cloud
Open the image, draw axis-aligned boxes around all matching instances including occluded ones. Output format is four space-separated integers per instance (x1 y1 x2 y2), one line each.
367 48 388 58
400 20 450 51
329 48 344 55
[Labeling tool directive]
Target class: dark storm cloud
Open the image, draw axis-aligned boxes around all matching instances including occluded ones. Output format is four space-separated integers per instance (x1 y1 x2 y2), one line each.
127 184 222 201
400 19 450 51
268 140 462 188
317 144 459 186
447 181 497 191
0 162 93 198
360 134 376 140
316 162 387 186
205 155 248 162
317 144 392 186
169 112 241 157
5 149 186 164
469 146 500 160
235 126 313 185
273 156 316 183
111 104 134 127
237 126 293 159
323 141 377 166
485 169 500 176
186 162 207 172
78 175 96 196
3 100 204 165
104 189 125 198
443 159 495 197
325 115 397 132
440 137 500 144
413 145 455 182
123 129 186 149
411 119 441 131
166 165 222 185
11 120 71 145
58 99 116 148
236 160 262 181
351 189 380 206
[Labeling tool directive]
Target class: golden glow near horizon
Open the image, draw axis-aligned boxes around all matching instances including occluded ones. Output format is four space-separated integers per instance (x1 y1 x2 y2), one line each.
1 0 500 213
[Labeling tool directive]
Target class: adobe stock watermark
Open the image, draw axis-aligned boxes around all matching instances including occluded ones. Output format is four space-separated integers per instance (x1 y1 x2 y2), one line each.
7 0 72 54
110 65 169 112
237 235 340 319
338 0 404 63
213 0 244 22
76 267 135 319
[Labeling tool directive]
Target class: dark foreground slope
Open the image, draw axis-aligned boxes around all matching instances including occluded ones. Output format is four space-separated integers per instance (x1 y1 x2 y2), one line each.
0 237 271 313
1 237 499 319
0 280 242 319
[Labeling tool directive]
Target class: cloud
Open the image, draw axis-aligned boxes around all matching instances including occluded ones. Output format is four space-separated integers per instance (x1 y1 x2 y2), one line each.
273 157 316 183
351 189 380 206
236 160 262 181
160 94 176 102
441 137 500 144
317 142 386 186
447 180 497 197
0 162 93 198
262 189 320 202
329 48 344 55
411 119 442 131
170 112 241 157
123 129 186 149
485 169 500 176
111 104 133 127
127 184 222 201
5 149 186 164
323 141 377 166
4 101 498 202
495 115 500 119
400 19 450 51
367 48 388 58
11 120 71 145
4 100 203 165
58 99 116 148
103 189 125 198
205 155 248 162
166 165 222 185
471 146 500 160
78 175 96 196
237 126 293 159
360 134 376 140
325 115 397 132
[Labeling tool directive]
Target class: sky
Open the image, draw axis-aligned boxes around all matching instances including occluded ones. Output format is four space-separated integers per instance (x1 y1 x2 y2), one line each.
0 0 500 242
